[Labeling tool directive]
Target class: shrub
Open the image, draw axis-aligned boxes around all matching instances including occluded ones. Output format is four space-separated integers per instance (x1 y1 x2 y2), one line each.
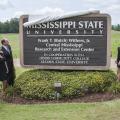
109 81 120 94
15 70 117 100
6 86 15 97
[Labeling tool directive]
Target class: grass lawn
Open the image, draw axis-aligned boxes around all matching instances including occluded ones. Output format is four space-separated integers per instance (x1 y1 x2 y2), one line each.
112 30 120 58
0 30 120 58
0 100 120 120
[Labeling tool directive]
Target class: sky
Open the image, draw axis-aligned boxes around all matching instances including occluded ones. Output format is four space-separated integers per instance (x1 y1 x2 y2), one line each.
0 0 120 25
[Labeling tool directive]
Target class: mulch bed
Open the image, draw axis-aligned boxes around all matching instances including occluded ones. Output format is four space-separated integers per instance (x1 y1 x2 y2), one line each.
1 93 120 104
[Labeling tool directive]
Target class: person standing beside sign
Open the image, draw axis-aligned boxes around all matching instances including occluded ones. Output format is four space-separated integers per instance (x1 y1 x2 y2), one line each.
116 47 120 81
1 39 16 86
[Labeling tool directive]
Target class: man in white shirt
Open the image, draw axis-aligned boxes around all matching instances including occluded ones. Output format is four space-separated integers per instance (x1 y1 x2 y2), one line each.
2 45 10 54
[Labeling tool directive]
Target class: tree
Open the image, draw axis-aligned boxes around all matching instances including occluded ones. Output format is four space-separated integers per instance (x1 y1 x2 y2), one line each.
112 24 120 31
9 18 19 33
0 18 19 33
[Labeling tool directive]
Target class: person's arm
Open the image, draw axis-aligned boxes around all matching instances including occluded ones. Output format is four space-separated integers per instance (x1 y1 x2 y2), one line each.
0 55 5 62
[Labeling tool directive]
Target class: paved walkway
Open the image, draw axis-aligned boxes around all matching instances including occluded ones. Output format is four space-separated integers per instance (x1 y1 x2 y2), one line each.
14 58 117 69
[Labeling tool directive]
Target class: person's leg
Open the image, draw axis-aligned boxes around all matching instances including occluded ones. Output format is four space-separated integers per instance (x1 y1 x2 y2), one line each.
117 68 120 81
3 80 8 92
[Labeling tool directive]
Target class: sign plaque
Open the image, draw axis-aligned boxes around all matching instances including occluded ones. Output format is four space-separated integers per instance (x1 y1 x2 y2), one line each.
20 12 111 70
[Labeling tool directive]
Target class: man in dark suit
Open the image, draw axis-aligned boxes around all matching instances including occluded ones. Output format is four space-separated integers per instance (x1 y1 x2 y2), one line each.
1 39 16 86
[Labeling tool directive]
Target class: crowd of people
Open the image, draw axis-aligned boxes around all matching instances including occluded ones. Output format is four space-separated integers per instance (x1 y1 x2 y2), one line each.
0 39 16 97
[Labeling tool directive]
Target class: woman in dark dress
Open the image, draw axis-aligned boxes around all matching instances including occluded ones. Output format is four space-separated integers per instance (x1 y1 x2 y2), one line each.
1 39 16 86
116 47 120 81
0 50 8 92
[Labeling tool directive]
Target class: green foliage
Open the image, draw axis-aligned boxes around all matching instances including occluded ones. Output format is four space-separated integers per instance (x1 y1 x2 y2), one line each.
109 81 120 94
112 24 120 31
15 70 117 100
6 86 15 97
0 18 19 33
